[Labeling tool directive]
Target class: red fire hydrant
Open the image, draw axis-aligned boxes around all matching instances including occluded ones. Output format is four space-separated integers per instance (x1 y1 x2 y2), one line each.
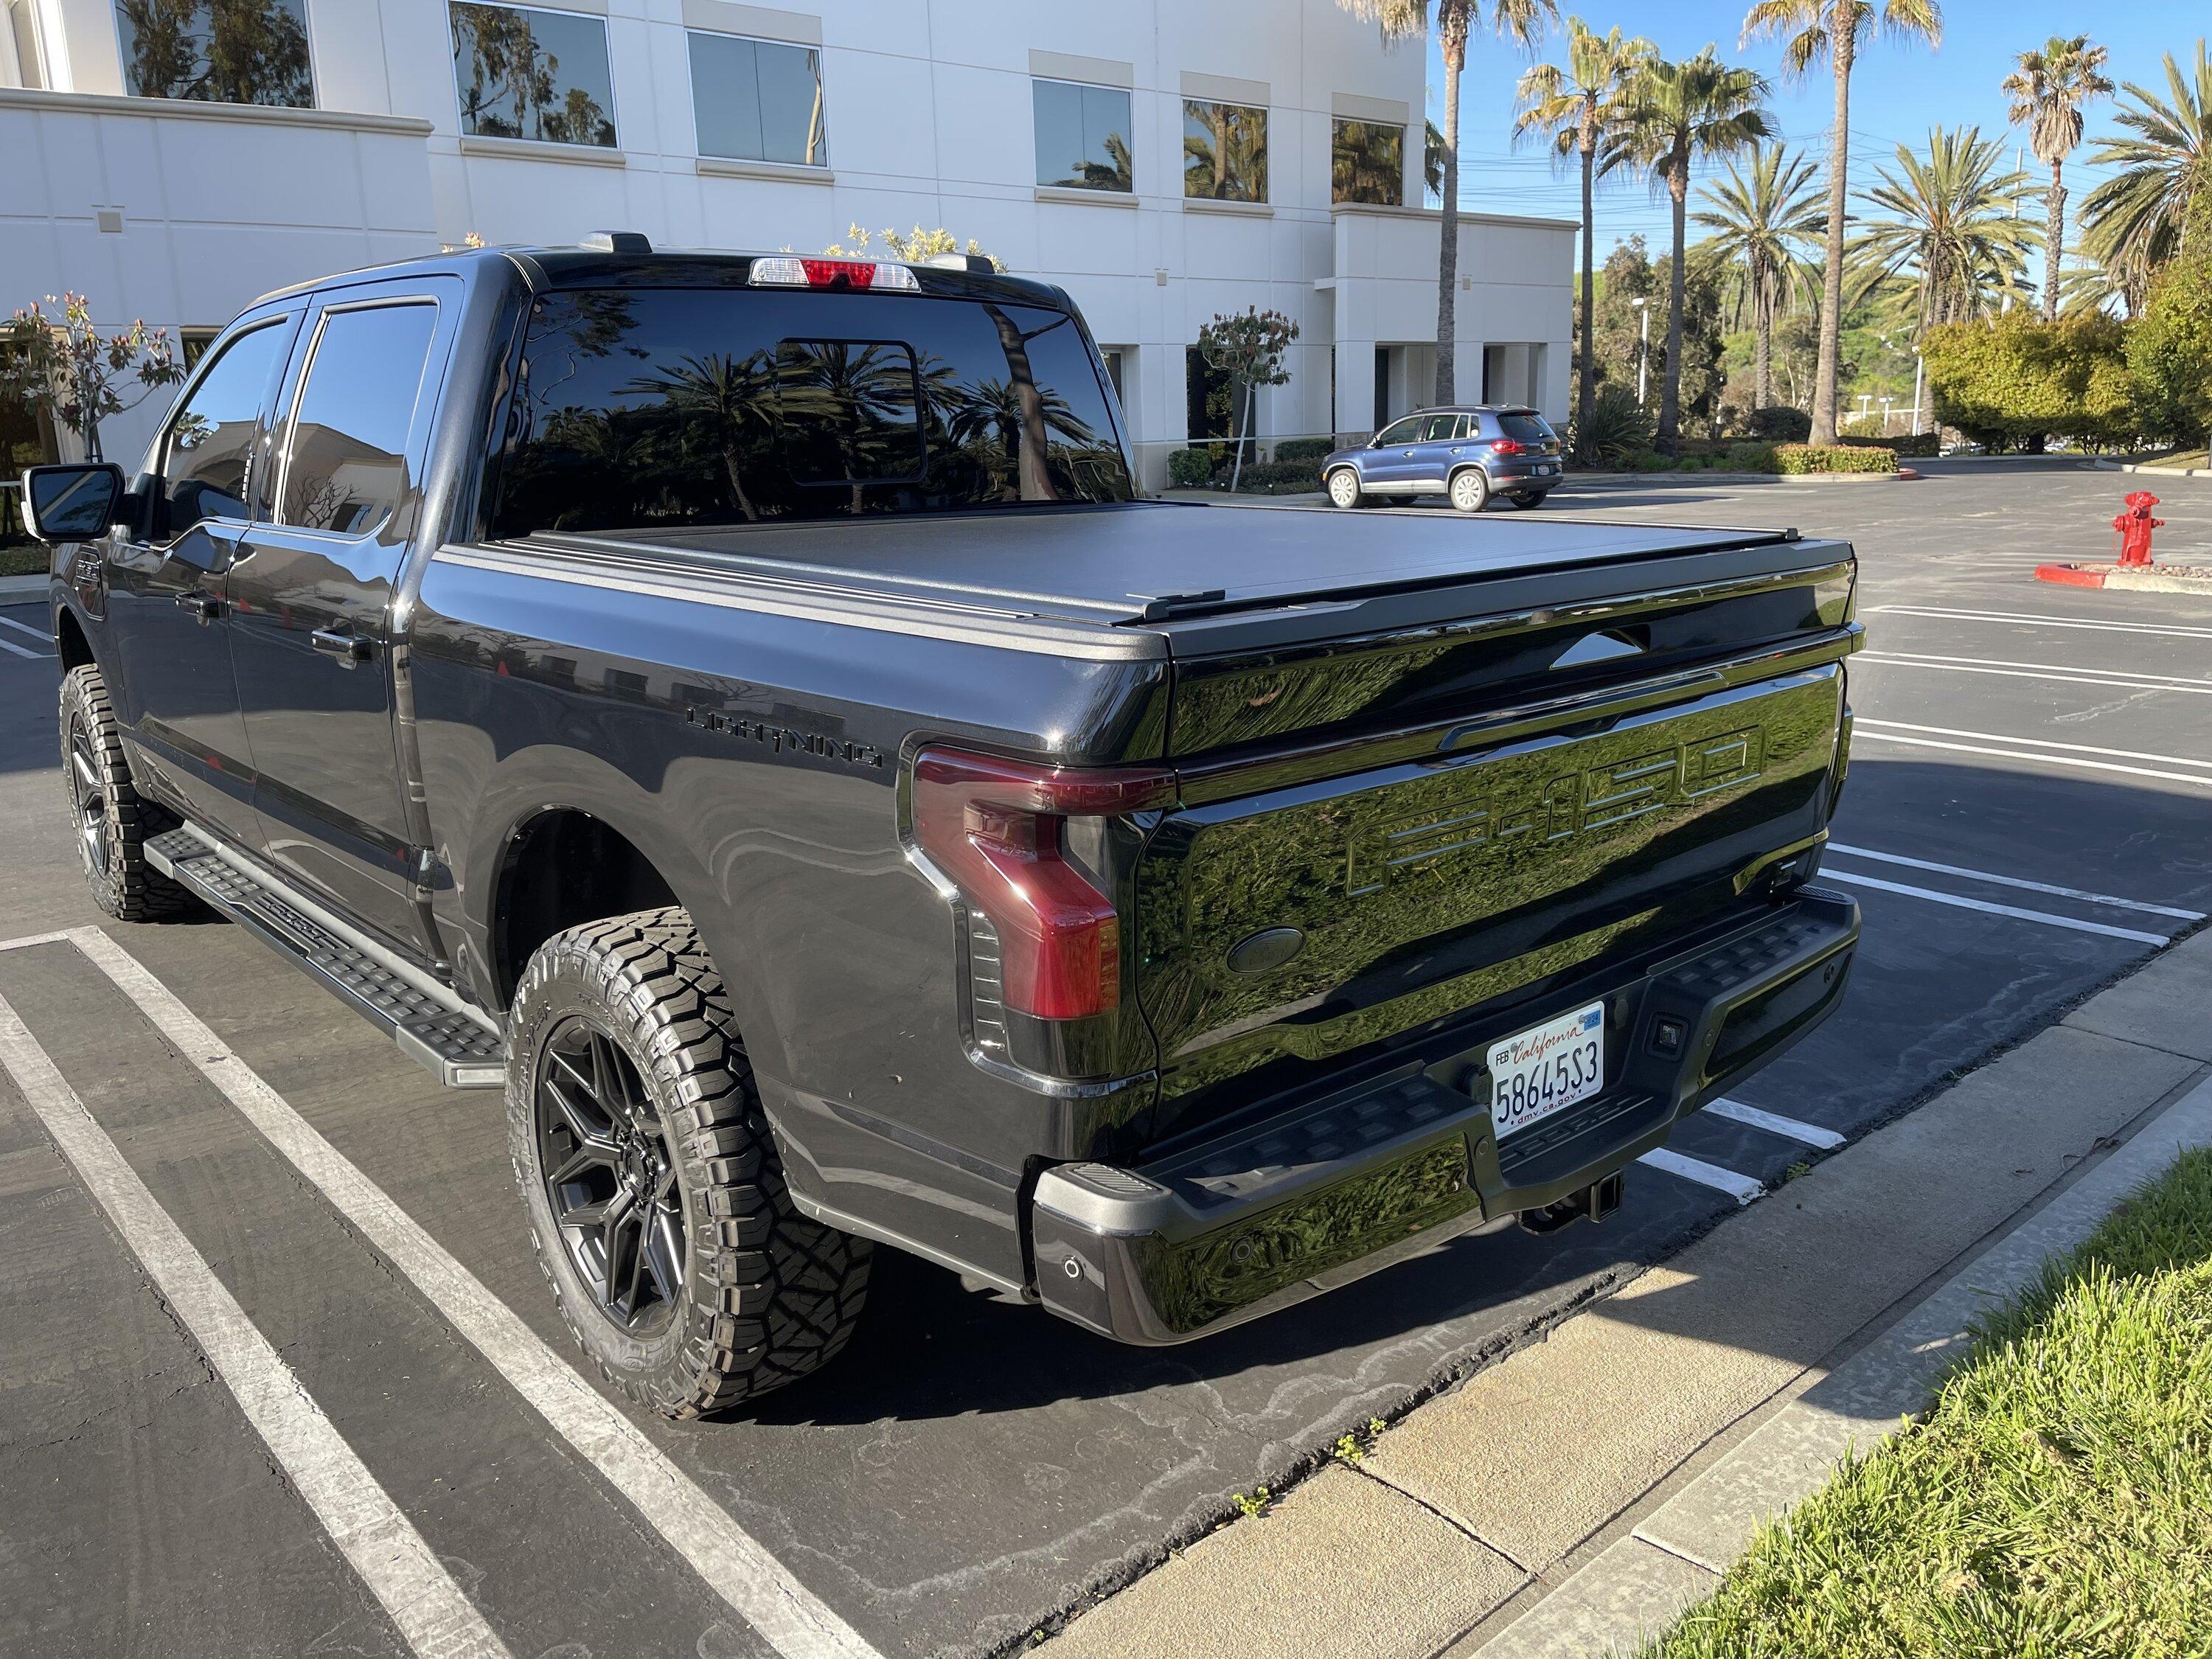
2113 491 2163 568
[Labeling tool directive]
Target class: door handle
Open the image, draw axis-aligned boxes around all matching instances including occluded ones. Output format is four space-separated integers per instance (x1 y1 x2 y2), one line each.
311 627 375 668
175 591 222 622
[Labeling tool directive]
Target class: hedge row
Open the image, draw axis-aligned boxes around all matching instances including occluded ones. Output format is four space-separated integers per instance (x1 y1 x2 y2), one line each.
1774 443 1897 475
1166 445 1329 492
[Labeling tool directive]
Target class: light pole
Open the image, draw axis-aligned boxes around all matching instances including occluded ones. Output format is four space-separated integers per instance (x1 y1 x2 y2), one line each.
1631 298 1649 409
1910 348 1925 437
1879 396 1894 434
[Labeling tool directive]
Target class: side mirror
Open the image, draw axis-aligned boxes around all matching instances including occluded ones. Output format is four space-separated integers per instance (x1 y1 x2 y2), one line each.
21 463 126 543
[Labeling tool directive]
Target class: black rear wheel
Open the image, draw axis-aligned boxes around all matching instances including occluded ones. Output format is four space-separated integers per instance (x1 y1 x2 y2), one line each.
59 664 194 922
1503 490 1551 510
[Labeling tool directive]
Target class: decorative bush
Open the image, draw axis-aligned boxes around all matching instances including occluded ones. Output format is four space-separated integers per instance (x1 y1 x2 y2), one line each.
1852 433 1939 459
1774 443 1897 474
1573 383 1658 465
1922 310 2137 451
1722 442 1780 472
1271 437 1335 464
1742 405 1812 443
1218 459 1323 493
1167 447 1220 487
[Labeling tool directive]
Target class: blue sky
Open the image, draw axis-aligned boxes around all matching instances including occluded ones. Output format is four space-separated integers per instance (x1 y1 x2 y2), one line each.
1416 3 2204 257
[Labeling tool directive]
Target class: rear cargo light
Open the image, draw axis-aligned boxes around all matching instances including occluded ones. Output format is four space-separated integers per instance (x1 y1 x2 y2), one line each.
911 748 1173 1021
1489 437 1526 456
748 256 920 293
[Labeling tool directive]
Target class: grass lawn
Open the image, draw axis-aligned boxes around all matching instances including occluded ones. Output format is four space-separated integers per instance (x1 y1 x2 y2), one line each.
1644 1147 2212 1659
2135 449 2210 471
0 546 47 577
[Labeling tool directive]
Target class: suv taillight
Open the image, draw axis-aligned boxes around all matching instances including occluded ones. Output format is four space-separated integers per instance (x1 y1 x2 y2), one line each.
1489 437 1525 456
911 749 1172 1020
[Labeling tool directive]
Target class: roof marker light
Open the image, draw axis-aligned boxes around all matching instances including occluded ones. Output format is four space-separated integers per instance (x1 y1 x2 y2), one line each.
748 257 920 293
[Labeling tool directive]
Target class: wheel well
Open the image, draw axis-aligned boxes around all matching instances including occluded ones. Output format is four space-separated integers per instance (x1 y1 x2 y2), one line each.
55 608 92 672
490 810 679 1004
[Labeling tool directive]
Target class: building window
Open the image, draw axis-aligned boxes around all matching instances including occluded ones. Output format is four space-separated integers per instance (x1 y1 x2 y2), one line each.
114 0 313 107
1033 77 1131 192
450 1 616 149
1333 117 1403 206
687 31 827 167
1186 346 1232 442
1183 100 1266 203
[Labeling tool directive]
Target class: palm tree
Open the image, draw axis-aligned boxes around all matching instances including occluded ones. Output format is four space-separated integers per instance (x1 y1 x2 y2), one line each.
2079 42 2211 314
2003 35 2113 321
1613 48 1771 452
1693 143 1823 408
1515 18 1655 451
1848 127 2039 330
624 350 779 521
1339 0 1557 403
1741 0 1944 445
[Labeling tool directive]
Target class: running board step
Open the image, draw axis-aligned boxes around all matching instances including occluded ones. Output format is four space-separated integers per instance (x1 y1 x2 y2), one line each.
145 828 505 1088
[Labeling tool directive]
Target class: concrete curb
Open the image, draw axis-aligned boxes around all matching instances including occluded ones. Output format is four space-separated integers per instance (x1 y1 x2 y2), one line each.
2093 457 2212 479
2034 562 2212 595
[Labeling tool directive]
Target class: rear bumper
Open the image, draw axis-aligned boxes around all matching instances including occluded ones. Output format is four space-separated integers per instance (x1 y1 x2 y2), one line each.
1029 886 1858 1345
1491 460 1562 493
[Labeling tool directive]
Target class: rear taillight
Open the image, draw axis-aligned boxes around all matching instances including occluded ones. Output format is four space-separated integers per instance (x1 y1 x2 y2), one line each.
911 748 1172 1021
1490 437 1525 456
748 256 920 292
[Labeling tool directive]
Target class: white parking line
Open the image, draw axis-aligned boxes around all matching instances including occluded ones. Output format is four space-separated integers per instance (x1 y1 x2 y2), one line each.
0 992 511 1659
1825 843 2206 922
1855 652 2212 696
0 633 44 660
1853 719 2212 771
1703 1098 1846 1150
0 930 75 953
70 928 885 1659
1820 869 2169 945
1851 725 2212 790
0 614 49 643
1638 1147 1765 1206
1869 605 2212 641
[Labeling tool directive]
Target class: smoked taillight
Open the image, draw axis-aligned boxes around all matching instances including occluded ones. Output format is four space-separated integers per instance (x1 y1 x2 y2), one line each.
1489 437 1525 456
910 748 1172 1021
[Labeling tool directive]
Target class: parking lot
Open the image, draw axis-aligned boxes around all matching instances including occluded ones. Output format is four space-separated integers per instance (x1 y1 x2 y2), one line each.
2 458 2208 1659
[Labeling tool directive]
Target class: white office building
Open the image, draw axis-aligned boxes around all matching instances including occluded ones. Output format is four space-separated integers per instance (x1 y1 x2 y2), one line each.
1 0 1573 484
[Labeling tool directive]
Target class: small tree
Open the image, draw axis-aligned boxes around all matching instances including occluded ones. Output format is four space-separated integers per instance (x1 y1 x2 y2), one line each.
1 293 184 462
2126 186 2212 450
1197 307 1298 492
821 223 1002 270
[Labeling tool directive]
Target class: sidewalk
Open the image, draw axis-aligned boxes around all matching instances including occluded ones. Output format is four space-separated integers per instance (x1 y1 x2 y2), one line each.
1037 931 2212 1659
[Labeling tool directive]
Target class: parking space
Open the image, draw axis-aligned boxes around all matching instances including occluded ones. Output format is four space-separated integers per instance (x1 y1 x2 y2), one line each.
2 461 2210 1658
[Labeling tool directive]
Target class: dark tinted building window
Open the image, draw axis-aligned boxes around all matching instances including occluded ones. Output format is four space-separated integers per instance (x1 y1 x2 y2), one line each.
159 321 286 538
688 31 827 166
494 288 1133 537
281 305 439 535
1033 78 1132 192
1183 100 1267 202
1332 117 1403 205
114 0 313 107
451 1 616 147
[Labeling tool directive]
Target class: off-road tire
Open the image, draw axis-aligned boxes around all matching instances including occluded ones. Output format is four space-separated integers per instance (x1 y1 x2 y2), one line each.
1449 467 1492 513
507 907 871 1416
59 664 195 922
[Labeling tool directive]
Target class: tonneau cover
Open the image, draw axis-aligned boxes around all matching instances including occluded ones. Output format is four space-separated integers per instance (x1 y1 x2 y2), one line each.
525 501 1800 630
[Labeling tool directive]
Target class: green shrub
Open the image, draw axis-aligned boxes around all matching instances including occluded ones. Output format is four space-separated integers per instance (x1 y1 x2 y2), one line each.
1571 383 1656 465
1774 443 1896 474
1924 310 2138 450
1722 442 1779 473
1742 405 1812 442
1271 437 1334 464
2128 187 2212 445
1851 432 1938 459
1167 447 1220 487
1622 448 1677 473
1221 459 1322 493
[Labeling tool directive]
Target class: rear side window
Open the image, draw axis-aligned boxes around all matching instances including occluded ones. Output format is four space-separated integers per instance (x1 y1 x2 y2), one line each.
493 287 1134 536
1500 411 1554 444
157 320 287 539
279 304 439 535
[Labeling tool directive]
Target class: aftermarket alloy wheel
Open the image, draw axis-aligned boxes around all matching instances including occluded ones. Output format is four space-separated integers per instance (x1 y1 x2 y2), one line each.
1326 467 1365 509
508 907 871 1416
1449 468 1492 513
58 664 194 921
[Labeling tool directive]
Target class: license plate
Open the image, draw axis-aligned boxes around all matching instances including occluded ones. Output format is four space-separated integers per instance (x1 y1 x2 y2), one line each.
1489 1002 1605 1140
1535 463 1554 475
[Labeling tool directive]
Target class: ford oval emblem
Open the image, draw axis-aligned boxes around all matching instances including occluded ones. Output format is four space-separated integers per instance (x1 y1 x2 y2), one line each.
1226 926 1306 975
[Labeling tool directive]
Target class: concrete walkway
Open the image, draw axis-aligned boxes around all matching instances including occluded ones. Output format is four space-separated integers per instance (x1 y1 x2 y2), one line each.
1040 930 2212 1659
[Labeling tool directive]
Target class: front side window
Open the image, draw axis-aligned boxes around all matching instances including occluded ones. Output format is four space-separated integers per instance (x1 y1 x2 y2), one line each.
493 288 1133 535
688 31 827 166
450 1 616 148
1183 100 1267 202
158 321 287 539
1374 415 1423 446
280 305 439 535
1033 78 1131 192
114 0 313 107
1332 117 1404 206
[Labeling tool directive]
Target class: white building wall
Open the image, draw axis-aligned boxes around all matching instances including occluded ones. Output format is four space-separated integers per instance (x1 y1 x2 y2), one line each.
4 0 1571 484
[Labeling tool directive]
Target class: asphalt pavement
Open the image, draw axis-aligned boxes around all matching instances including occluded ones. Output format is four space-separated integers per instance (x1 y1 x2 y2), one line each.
1 458 2208 1658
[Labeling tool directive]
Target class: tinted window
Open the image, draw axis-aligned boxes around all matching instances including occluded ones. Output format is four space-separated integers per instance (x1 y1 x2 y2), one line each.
158 322 285 538
1333 117 1403 206
115 0 313 107
1500 412 1555 443
450 1 615 147
1374 416 1422 445
688 31 827 165
1419 414 1457 442
494 288 1133 536
1183 100 1267 201
280 305 438 535
1034 79 1131 191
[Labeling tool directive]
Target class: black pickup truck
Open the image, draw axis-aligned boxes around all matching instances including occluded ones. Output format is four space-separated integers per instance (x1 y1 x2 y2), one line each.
20 239 1860 1416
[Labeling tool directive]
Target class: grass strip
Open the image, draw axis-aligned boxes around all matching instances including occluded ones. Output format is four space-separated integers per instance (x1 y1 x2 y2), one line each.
1644 1146 2212 1659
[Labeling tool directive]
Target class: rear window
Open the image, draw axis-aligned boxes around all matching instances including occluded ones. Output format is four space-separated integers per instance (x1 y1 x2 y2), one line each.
492 288 1132 537
1499 411 1555 444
